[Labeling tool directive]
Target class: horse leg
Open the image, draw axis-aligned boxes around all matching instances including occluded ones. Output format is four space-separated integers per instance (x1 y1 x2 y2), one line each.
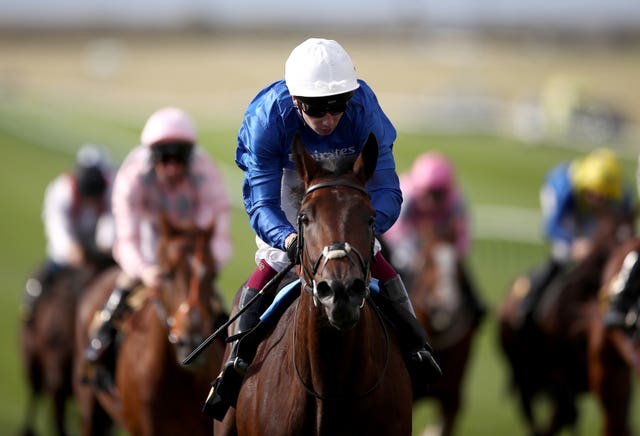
516 389 540 436
543 394 578 436
20 392 38 436
599 356 632 436
52 387 68 436
438 398 460 436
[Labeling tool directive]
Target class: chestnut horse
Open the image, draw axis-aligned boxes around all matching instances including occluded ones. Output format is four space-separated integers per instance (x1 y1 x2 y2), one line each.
586 236 640 436
73 218 227 436
498 210 635 436
408 224 480 436
19 253 114 436
215 133 413 436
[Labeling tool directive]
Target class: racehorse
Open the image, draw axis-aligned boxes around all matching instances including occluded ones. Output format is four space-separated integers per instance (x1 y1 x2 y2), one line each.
215 132 413 436
586 236 640 436
73 217 227 436
19 252 114 436
408 224 480 436
498 210 635 436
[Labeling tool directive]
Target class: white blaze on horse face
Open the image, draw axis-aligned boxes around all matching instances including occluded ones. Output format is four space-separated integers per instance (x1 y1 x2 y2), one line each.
433 243 460 310
609 250 638 296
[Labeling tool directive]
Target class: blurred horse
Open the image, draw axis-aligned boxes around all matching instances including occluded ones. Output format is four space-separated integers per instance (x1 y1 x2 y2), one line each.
586 236 640 436
19 252 114 436
215 133 413 436
408 224 480 436
498 210 634 436
73 217 227 436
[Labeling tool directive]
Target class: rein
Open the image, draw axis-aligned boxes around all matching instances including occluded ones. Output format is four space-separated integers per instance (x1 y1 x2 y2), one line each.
292 297 390 401
151 237 210 346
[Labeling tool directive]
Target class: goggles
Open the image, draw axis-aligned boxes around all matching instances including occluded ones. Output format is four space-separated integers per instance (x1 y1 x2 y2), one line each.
296 91 354 118
151 141 193 165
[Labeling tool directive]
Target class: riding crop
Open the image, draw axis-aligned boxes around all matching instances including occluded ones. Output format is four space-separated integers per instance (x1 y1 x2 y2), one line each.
182 261 295 365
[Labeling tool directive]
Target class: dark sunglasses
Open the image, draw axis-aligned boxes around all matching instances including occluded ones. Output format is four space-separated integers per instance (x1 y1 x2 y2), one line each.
298 100 349 118
151 141 193 165
426 188 448 201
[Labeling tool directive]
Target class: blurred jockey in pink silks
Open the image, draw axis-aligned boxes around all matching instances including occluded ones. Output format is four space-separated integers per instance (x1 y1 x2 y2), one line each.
82 107 232 387
383 152 486 324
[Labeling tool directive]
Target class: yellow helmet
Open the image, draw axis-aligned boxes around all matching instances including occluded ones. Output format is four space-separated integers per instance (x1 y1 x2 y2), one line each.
570 148 623 200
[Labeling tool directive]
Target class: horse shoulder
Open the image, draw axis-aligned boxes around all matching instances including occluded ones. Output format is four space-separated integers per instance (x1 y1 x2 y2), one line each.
236 306 306 435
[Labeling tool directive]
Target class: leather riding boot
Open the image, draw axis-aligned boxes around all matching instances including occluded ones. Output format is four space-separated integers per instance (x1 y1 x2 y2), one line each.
520 258 561 327
378 275 442 382
227 285 268 374
84 286 132 363
203 284 274 420
604 250 640 329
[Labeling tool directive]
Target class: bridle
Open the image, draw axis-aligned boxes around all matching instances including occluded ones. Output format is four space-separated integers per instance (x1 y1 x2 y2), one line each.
297 179 375 308
151 233 212 351
293 178 389 400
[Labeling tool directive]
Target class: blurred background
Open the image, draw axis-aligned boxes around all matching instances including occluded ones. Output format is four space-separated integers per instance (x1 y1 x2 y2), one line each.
1 1 639 435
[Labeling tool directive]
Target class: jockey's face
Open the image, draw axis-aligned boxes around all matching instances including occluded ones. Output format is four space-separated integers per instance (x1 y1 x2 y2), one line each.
581 190 612 213
151 142 192 187
155 159 189 187
415 188 448 212
293 96 344 136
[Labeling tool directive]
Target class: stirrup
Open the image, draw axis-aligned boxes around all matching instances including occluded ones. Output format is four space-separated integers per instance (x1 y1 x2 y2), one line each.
202 376 230 421
411 348 442 380
202 363 245 420
231 356 249 376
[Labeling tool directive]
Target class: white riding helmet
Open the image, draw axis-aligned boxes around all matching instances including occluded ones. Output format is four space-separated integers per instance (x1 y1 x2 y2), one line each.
140 107 197 147
285 38 360 98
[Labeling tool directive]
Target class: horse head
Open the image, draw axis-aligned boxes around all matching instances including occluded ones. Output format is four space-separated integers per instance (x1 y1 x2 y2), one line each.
155 215 219 365
291 132 378 331
411 221 468 341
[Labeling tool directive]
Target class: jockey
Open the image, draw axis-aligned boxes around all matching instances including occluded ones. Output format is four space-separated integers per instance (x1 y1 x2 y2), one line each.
521 147 634 326
382 151 487 325
82 107 232 386
603 153 640 332
205 38 440 417
22 144 115 324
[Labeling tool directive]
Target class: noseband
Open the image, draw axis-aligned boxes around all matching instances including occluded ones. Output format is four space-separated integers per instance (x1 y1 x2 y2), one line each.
297 180 375 307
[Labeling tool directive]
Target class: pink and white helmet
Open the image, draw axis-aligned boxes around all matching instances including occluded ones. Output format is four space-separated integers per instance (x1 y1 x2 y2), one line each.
140 107 197 147
410 152 456 194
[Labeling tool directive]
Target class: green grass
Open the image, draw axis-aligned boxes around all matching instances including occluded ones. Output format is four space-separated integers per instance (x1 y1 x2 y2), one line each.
1 43 639 434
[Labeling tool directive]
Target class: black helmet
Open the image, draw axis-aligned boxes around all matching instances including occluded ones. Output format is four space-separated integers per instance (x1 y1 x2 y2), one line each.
76 165 107 197
74 144 111 198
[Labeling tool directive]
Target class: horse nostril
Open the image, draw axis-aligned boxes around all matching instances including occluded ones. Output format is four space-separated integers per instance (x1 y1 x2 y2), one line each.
315 281 334 301
350 278 368 299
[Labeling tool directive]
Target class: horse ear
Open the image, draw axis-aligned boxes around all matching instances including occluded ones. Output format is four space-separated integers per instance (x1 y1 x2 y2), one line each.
353 132 378 184
291 131 320 185
204 218 216 241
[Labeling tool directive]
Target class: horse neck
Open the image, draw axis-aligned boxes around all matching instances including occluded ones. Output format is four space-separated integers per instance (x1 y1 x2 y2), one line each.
294 294 384 391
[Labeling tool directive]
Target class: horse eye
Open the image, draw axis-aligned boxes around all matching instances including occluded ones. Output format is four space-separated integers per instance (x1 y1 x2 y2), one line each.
368 216 375 226
298 213 309 226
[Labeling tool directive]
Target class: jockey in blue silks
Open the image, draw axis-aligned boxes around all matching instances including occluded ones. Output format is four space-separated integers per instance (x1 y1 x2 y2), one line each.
520 148 634 326
204 38 441 419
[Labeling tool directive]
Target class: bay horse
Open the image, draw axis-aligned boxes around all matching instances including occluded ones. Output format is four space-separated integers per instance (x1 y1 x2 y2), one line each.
73 217 227 436
586 236 640 436
19 252 115 436
498 210 635 436
407 224 480 436
215 132 413 436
